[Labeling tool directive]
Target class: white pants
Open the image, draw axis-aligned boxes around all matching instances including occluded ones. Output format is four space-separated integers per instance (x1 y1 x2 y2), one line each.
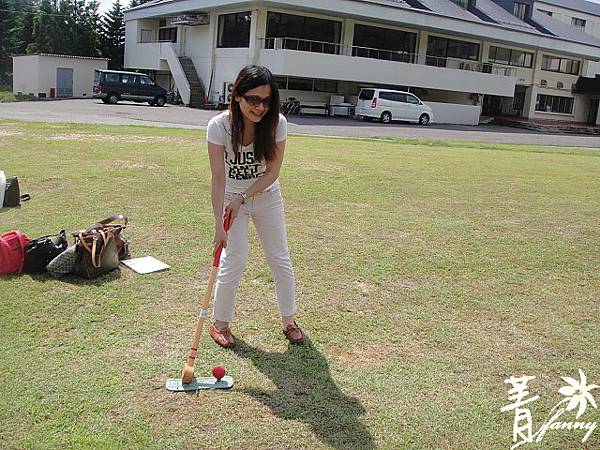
213 187 296 322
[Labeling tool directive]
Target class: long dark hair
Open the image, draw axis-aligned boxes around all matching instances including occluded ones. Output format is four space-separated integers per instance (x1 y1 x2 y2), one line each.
229 65 280 162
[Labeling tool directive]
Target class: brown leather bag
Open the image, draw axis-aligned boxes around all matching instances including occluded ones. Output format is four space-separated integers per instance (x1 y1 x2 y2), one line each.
72 214 130 279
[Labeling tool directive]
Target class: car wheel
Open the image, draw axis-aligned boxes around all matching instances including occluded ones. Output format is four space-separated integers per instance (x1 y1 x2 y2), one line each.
155 96 166 107
107 93 119 104
381 111 392 124
419 113 430 126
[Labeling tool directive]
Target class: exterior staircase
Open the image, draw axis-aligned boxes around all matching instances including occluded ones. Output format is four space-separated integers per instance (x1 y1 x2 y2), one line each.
178 57 205 108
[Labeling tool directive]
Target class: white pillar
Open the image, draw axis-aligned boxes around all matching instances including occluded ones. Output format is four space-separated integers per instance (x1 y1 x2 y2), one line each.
417 31 428 65
342 18 355 56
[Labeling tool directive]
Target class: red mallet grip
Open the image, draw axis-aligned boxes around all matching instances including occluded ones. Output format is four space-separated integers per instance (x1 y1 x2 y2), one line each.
212 215 231 267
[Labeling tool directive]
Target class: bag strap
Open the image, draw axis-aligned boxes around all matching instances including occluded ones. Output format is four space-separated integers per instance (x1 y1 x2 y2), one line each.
72 214 128 237
79 229 113 268
85 214 128 232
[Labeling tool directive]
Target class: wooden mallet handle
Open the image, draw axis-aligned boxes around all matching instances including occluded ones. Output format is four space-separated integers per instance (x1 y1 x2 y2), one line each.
181 216 231 382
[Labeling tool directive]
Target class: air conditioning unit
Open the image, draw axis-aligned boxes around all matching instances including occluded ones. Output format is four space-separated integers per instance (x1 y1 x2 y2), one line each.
170 14 209 26
222 81 234 104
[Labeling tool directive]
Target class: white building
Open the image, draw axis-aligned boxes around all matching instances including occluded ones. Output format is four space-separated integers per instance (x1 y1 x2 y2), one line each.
533 0 600 77
12 54 108 99
123 0 600 125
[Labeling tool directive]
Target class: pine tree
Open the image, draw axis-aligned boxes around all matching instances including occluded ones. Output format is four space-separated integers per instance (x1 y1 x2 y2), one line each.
128 0 151 8
0 0 18 60
27 0 58 53
70 0 101 56
100 0 124 69
16 0 35 54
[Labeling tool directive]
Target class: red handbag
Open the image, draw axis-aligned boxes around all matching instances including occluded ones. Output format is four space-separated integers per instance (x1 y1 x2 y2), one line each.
0 231 31 275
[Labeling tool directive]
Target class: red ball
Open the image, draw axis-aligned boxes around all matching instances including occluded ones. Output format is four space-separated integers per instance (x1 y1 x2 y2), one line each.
212 365 226 381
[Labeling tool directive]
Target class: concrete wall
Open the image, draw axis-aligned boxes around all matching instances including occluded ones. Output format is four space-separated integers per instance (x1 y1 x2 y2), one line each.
125 20 163 70
13 55 107 98
425 101 482 125
259 49 516 97
183 14 214 95
12 55 39 96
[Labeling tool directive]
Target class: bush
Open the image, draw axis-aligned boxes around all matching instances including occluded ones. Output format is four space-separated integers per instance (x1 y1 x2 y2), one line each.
0 91 17 102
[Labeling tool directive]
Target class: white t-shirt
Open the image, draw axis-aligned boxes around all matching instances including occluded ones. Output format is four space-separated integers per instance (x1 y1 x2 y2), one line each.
206 111 287 193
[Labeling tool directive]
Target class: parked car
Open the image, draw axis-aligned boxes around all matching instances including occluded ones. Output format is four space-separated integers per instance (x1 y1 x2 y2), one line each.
93 70 168 106
355 88 434 125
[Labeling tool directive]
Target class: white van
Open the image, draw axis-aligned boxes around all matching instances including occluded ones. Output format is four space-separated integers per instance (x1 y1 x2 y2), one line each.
356 88 434 125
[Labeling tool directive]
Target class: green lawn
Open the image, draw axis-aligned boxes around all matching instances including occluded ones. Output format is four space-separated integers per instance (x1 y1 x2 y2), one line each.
1 119 599 449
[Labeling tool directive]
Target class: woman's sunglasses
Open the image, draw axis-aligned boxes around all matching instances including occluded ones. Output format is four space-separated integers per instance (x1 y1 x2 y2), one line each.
242 95 272 108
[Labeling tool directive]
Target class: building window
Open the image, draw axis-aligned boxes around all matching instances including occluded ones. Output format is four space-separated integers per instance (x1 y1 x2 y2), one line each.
266 12 341 54
450 0 468 8
140 29 153 43
287 77 314 91
314 79 338 92
488 46 533 68
538 9 552 16
426 36 479 67
536 94 574 114
277 76 337 93
541 55 580 75
217 12 251 48
158 27 177 43
513 3 528 20
352 24 416 62
571 17 586 29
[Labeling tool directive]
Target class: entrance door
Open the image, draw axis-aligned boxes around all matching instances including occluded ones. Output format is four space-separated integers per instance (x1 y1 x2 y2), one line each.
482 95 503 116
56 68 73 97
588 99 599 125
512 88 526 118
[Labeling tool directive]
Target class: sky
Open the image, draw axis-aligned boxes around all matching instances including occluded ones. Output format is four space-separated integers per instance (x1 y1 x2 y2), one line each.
96 0 600 16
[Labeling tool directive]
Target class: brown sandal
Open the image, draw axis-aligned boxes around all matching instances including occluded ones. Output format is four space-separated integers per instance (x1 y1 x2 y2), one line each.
283 321 305 344
209 323 235 348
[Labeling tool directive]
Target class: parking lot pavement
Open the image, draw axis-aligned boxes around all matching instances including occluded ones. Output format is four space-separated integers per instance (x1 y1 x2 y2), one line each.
1 98 599 148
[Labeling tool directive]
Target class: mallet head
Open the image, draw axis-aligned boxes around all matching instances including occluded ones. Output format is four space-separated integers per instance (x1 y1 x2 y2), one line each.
181 363 195 384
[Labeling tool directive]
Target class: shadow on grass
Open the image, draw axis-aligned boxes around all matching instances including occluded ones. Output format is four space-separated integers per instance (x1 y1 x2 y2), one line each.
26 269 122 285
233 337 375 450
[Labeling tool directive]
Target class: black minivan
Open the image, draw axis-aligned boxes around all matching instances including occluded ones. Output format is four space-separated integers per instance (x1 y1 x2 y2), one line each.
93 69 168 106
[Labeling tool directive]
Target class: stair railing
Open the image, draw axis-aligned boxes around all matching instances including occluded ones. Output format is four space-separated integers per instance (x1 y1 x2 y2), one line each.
160 42 191 105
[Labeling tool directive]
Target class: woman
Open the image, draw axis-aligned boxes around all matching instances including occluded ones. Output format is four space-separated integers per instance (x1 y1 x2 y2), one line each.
206 65 304 348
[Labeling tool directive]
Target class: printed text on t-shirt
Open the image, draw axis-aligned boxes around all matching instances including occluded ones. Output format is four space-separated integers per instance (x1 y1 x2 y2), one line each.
227 150 263 180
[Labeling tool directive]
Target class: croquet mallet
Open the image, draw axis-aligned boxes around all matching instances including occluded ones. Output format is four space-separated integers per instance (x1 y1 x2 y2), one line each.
181 216 230 384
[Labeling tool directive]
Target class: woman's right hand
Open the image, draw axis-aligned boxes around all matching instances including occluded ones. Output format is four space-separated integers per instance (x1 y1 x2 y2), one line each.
213 223 228 249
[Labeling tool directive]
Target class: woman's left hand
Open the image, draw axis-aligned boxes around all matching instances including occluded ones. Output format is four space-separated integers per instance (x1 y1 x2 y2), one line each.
224 195 244 224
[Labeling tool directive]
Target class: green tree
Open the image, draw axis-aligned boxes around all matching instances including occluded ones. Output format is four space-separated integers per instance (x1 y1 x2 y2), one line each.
0 0 18 60
128 0 151 7
67 0 101 55
27 0 58 53
100 0 124 69
16 0 35 54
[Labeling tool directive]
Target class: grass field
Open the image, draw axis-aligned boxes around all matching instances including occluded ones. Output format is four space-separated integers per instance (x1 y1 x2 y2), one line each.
1 119 599 449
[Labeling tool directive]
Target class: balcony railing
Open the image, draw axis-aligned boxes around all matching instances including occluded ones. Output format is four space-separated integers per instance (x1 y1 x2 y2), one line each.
260 38 517 77
261 37 341 55
352 45 415 63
